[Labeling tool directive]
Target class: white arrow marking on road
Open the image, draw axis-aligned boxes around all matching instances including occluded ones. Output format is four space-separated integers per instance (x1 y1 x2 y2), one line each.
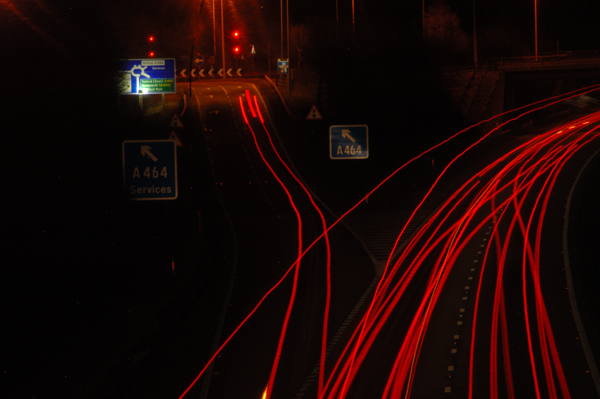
237 68 242 76
191 69 196 77
199 69 205 77
341 129 356 143
209 68 214 77
218 69 223 77
181 69 187 77
227 68 232 77
141 146 158 162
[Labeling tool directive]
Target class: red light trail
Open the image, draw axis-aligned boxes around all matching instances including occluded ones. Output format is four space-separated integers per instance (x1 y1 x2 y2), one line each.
178 84 600 399
343 115 600 399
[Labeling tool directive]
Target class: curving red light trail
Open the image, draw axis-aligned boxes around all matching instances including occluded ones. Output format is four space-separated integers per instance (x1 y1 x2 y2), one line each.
178 84 600 399
250 93 334 399
243 90 334 399
327 112 600 398
234 89 334 399
238 94 305 399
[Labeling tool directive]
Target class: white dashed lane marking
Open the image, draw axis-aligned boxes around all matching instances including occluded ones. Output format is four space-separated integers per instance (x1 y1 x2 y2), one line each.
445 223 493 393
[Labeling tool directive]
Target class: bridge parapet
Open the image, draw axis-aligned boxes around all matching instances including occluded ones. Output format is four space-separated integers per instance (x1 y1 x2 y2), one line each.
496 51 600 71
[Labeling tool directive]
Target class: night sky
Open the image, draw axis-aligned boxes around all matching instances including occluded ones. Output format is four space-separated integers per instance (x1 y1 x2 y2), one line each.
2 0 600 91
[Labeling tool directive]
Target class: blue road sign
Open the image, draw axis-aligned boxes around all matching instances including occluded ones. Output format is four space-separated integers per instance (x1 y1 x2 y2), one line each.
194 54 204 67
330 125 369 159
278 59 289 74
119 58 176 95
122 140 178 200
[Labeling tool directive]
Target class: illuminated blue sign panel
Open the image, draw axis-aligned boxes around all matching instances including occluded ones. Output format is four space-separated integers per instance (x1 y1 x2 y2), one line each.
122 140 178 200
119 58 176 95
330 125 369 159
278 59 289 74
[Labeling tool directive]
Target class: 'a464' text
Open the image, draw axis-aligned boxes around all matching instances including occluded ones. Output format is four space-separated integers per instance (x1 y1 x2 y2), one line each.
132 166 168 179
336 145 362 156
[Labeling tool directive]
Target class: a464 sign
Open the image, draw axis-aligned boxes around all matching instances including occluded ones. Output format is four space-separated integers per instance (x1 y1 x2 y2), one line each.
122 140 178 200
329 125 369 160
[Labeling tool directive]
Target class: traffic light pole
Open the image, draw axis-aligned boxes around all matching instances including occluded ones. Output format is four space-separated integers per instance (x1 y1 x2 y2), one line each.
221 0 226 80
189 0 206 96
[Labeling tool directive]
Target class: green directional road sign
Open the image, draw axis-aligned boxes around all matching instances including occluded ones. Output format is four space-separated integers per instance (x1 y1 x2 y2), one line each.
122 140 178 200
139 78 175 93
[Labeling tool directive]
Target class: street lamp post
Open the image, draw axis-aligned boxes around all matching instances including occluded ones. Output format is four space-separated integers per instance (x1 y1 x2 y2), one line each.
213 0 216 57
286 0 289 65
280 0 283 59
280 0 289 75
352 0 355 41
188 1 206 96
473 0 478 68
534 0 538 60
336 0 339 33
221 0 225 80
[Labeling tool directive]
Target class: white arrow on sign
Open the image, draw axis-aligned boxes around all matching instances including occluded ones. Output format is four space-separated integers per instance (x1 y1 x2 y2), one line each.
199 69 205 77
218 69 223 77
191 69 196 77
141 145 158 162
130 65 150 93
181 69 187 77
208 68 214 77
237 68 242 76
226 68 232 77
341 129 356 143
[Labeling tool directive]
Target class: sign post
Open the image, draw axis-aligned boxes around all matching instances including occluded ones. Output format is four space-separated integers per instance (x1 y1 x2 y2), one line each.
329 125 369 160
122 140 178 200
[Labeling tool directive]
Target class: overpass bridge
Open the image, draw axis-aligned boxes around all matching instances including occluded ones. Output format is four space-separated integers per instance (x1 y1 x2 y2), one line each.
496 52 600 112
496 51 600 72
449 51 600 128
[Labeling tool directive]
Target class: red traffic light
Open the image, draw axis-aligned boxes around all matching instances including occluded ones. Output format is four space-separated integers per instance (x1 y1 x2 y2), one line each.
232 30 240 39
148 36 155 42
233 46 240 53
149 51 155 57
